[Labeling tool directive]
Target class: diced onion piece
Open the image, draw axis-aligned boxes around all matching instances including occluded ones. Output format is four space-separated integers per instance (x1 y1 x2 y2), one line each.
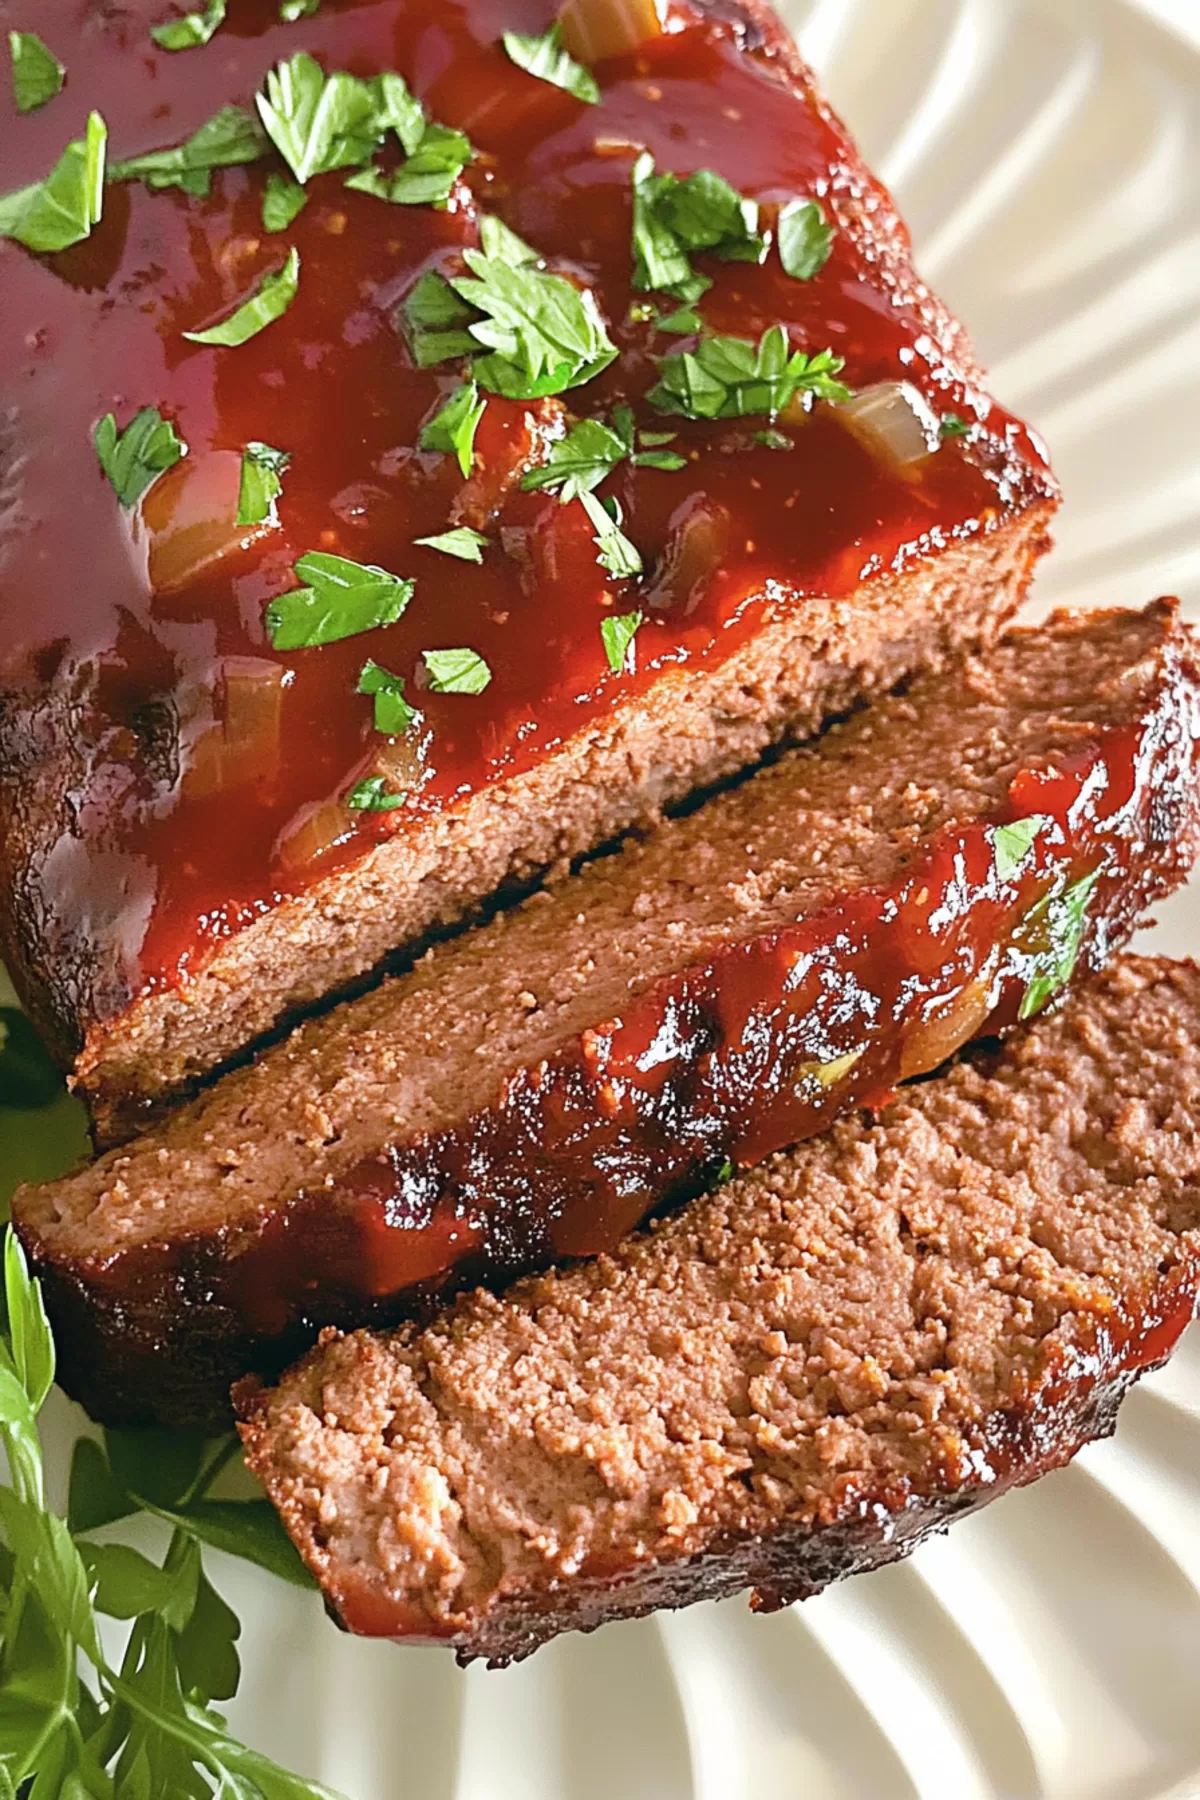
185 658 287 799
372 730 426 793
836 381 941 467
558 0 667 63
275 798 357 874
898 970 996 1080
143 451 274 594
644 498 731 615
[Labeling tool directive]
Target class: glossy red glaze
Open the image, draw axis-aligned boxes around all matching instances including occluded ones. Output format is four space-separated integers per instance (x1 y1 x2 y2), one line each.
0 0 1049 995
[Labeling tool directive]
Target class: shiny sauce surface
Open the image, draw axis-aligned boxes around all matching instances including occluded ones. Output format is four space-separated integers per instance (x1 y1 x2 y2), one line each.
0 0 1048 994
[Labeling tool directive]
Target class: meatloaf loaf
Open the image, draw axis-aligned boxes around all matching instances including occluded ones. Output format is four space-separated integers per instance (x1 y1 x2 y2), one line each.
15 601 1200 1428
238 956 1200 1666
0 0 1057 1147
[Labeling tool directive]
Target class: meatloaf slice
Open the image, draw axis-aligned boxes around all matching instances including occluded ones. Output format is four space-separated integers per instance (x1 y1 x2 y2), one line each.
238 956 1200 1666
0 0 1058 1148
15 602 1200 1429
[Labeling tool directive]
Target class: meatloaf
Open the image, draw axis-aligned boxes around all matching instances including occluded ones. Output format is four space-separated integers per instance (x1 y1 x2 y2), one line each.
237 956 1200 1666
0 0 1057 1147
15 601 1200 1428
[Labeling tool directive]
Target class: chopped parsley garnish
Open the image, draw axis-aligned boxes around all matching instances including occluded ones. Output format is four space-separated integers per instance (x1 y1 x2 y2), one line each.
281 0 321 16
415 527 489 562
419 379 487 476
94 405 186 508
347 775 407 811
1017 868 1100 1021
582 491 642 578
940 412 971 439
151 0 227 50
993 814 1051 885
262 170 308 232
184 247 300 346
601 609 644 673
266 551 414 649
0 111 105 253
346 122 472 207
237 441 290 525
357 659 418 734
423 647 492 693
401 270 479 367
754 428 793 450
502 23 600 105
648 325 850 421
521 405 685 502
656 301 704 335
257 53 389 181
9 29 65 113
631 153 766 303
776 197 834 280
108 104 268 196
450 215 617 398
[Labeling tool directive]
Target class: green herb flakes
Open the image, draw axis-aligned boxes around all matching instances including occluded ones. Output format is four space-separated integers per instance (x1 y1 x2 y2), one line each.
151 0 227 50
993 814 1052 885
348 775 407 811
358 659 418 734
281 0 321 16
423 647 492 693
940 412 971 439
521 405 684 502
502 22 600 105
109 103 268 195
184 246 300 346
451 230 617 399
648 324 849 421
262 169 308 232
582 491 642 578
415 527 489 562
346 122 471 207
0 110 105 252
600 609 644 673
8 29 64 113
419 379 487 476
237 441 290 526
94 405 186 508
631 153 765 302
401 269 479 366
1017 868 1101 1021
776 197 834 281
266 551 414 649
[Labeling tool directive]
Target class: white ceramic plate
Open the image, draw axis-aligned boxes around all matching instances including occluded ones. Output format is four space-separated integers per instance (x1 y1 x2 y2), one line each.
8 1 1200 1794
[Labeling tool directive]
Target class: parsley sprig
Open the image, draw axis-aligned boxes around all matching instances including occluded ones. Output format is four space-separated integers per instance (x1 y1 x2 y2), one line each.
522 405 685 502
648 325 850 421
266 552 414 649
0 1228 344 1798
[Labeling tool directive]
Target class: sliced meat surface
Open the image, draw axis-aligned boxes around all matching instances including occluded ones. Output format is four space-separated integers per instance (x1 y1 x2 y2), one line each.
238 956 1200 1666
15 602 1200 1427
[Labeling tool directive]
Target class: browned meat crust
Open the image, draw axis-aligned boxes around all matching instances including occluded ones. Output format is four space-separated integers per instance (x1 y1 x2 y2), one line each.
14 603 1200 1429
237 957 1200 1666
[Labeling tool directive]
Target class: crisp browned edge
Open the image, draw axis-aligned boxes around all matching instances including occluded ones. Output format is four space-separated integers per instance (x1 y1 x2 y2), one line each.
0 0 1058 1143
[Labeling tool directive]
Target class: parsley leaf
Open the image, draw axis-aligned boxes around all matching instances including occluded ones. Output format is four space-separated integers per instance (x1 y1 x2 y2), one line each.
281 0 321 15
601 609 644 673
648 324 849 420
256 53 432 188
631 153 765 301
262 169 308 232
401 270 479 366
1017 868 1100 1021
0 110 105 253
94 405 186 508
358 660 418 734
415 527 489 562
521 406 684 502
940 412 971 439
109 103 268 195
237 441 290 525
777 197 834 280
419 379 487 476
755 427 792 450
348 775 407 810
0 1010 61 1111
151 0 227 50
266 551 414 648
503 23 600 105
184 246 300 346
994 814 1052 885
423 647 492 693
347 121 472 207
581 491 642 577
451 222 617 398
8 30 65 113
